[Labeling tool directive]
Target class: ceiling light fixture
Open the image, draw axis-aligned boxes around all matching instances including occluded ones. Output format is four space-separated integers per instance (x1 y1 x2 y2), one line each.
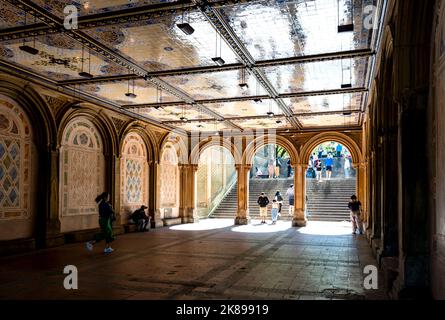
341 58 352 88
212 29 225 66
177 10 194 35
78 45 93 78
125 78 137 98
177 23 195 35
267 99 274 117
180 116 188 122
239 68 249 91
337 0 354 33
19 12 39 55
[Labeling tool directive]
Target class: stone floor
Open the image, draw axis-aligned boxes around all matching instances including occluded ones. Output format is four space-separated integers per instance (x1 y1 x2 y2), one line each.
0 220 388 300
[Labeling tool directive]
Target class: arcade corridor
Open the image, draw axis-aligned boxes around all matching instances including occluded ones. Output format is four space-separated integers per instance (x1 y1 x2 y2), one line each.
0 0 444 300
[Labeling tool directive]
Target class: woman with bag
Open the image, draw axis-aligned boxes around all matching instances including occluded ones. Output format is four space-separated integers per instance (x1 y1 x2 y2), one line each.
86 192 116 254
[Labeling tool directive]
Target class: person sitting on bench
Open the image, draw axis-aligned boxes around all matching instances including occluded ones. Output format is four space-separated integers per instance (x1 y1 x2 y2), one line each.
129 205 150 232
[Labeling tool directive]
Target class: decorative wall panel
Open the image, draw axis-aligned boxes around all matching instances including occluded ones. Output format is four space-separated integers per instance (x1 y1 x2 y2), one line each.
0 97 32 220
120 132 148 216
60 118 105 216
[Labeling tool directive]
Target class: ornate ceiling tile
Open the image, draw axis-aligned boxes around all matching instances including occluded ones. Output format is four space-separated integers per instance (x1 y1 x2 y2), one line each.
231 117 292 130
283 93 363 114
299 112 361 128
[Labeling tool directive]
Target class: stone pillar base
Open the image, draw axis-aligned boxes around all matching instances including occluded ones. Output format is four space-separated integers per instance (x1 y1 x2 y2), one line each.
182 216 199 224
151 219 165 228
45 234 65 248
235 217 249 225
292 218 307 227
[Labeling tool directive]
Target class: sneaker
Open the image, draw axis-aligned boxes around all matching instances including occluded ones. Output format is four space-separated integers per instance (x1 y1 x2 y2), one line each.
86 241 93 252
104 247 114 254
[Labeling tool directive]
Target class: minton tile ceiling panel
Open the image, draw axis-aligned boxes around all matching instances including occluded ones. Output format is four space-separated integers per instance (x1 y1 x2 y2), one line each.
231 117 292 130
284 93 363 114
0 34 128 81
0 0 44 29
206 100 283 118
218 0 377 61
83 11 239 71
160 70 266 100
75 79 180 105
262 57 369 94
128 105 203 122
299 113 360 128
169 121 232 132
32 0 177 18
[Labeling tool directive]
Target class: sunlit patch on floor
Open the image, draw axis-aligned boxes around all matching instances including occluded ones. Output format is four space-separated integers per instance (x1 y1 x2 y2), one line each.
169 219 234 231
297 221 353 236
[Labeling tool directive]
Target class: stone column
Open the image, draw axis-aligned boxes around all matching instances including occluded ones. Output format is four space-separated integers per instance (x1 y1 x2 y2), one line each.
293 163 307 227
45 149 64 247
235 164 250 225
112 155 122 224
181 164 199 224
149 161 163 228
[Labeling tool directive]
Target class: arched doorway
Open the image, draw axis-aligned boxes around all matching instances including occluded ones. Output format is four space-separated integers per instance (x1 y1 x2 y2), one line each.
305 141 357 222
196 146 237 219
249 143 294 222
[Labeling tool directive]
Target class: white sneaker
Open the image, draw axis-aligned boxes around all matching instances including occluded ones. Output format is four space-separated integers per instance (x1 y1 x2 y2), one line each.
104 247 114 254
86 241 93 252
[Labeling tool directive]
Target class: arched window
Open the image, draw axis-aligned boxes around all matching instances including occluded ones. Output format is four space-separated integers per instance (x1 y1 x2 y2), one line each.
120 132 148 219
0 97 33 221
160 143 179 212
60 118 105 223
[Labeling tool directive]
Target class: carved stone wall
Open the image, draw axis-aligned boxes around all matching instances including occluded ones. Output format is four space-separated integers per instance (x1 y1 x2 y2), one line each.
59 117 105 233
0 96 36 240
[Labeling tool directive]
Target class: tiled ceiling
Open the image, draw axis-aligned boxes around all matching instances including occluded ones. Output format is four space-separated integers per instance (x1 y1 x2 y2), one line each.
0 0 382 132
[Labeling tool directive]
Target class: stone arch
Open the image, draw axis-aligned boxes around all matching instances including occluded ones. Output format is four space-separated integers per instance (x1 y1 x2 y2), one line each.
243 135 300 167
58 116 106 233
119 122 156 163
119 132 149 221
0 83 56 245
300 132 362 166
160 132 188 165
58 109 117 158
189 137 242 166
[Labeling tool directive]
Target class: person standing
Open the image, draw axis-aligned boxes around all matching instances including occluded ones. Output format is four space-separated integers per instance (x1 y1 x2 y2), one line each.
286 185 295 217
271 200 279 225
348 195 363 235
336 144 343 158
314 156 322 181
257 192 270 224
325 153 334 180
268 159 274 179
275 158 281 178
86 192 116 254
287 159 292 178
274 190 284 216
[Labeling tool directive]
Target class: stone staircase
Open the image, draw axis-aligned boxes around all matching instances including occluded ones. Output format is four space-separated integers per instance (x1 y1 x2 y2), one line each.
210 178 294 220
306 178 356 222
